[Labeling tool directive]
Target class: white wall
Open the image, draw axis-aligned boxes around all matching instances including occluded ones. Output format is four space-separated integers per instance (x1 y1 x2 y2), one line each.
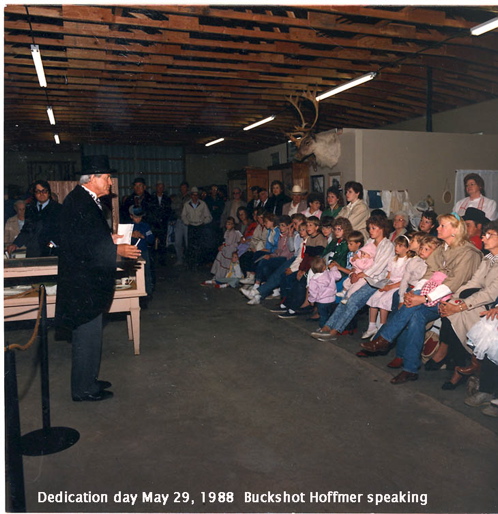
357 130 498 214
385 98 498 135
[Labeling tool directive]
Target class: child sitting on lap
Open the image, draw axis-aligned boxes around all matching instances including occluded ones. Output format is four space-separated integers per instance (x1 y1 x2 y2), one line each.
336 242 377 304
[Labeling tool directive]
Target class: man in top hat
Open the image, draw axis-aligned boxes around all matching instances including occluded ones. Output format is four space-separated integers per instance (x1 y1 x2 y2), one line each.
121 176 153 223
56 167 141 402
463 207 489 251
283 185 308 216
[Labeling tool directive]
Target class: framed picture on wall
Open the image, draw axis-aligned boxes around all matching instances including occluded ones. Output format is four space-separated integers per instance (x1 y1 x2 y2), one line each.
328 172 342 192
282 168 293 195
311 174 324 193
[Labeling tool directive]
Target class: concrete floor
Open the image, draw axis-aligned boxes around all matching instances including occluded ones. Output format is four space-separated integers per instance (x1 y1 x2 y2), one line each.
5 255 498 513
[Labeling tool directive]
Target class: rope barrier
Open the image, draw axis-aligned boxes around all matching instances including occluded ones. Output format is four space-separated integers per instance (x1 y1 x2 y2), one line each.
4 292 45 352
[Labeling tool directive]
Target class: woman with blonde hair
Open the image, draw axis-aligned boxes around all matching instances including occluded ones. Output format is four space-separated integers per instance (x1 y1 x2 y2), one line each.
361 213 482 384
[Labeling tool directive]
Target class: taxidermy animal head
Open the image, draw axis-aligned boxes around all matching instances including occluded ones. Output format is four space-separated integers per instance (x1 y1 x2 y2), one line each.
286 90 342 169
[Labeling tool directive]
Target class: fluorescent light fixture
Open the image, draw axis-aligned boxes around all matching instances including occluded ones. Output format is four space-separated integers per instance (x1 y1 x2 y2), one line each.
47 106 56 125
316 72 377 101
205 137 225 147
470 17 498 36
243 115 276 131
30 44 47 87
54 134 60 144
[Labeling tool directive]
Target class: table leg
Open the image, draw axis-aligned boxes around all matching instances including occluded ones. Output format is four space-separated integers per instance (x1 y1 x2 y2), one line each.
129 307 141 355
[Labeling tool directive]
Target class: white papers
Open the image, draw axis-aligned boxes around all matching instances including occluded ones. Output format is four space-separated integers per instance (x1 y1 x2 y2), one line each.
116 224 133 245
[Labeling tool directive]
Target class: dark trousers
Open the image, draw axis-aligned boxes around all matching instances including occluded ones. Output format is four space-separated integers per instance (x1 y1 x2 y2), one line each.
185 225 205 269
255 256 287 283
480 357 498 395
71 314 103 398
317 302 335 328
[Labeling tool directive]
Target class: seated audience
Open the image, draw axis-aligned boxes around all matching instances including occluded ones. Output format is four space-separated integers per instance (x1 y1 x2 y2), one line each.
424 220 498 389
418 209 439 236
310 214 394 340
4 199 26 244
463 306 498 417
337 181 370 239
362 235 411 339
322 186 344 219
361 213 482 385
463 207 488 251
301 193 323 218
389 211 410 242
283 185 307 216
336 242 377 304
204 217 243 285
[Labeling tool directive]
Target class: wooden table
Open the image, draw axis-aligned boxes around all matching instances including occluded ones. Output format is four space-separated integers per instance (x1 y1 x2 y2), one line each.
4 257 147 355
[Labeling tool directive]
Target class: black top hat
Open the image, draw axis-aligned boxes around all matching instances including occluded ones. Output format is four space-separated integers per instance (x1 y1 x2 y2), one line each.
81 155 111 174
463 207 489 225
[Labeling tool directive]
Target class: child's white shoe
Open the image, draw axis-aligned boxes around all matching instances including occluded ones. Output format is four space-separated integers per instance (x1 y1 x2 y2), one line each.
247 295 261 305
270 288 280 297
201 280 215 286
241 288 257 299
361 327 378 340
240 275 255 285
340 298 348 305
336 291 345 298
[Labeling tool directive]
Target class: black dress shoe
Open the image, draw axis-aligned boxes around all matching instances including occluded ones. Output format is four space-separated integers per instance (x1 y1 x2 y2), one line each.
97 380 112 390
424 358 446 371
72 390 114 402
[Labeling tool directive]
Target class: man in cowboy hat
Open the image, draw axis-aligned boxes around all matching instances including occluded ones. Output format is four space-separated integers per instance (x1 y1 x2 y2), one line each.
283 185 308 216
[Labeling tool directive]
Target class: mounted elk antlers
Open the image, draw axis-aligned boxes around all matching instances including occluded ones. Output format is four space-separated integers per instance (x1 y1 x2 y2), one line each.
285 89 342 169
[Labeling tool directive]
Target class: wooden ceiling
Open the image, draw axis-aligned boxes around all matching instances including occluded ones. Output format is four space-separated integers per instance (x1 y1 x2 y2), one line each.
4 4 498 154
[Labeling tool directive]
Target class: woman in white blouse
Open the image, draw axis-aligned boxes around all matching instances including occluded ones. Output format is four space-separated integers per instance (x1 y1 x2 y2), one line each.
453 173 496 221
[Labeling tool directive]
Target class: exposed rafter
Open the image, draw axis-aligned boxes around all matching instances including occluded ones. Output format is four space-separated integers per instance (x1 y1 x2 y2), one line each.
4 4 498 153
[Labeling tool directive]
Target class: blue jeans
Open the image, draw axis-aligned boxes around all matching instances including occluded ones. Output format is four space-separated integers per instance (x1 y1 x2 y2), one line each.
317 302 334 328
325 284 376 332
377 302 440 373
255 256 287 283
257 257 295 299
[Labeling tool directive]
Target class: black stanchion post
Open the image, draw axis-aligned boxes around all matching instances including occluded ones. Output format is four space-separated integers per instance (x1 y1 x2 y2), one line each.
21 285 80 456
5 348 27 512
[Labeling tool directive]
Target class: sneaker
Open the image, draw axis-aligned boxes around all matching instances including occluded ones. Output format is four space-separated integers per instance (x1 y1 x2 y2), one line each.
240 275 255 285
481 403 498 417
247 295 261 305
278 311 296 319
491 398 498 407
464 392 493 407
271 288 281 297
335 291 345 298
269 305 287 313
214 283 228 288
361 327 378 340
310 329 336 340
340 299 348 305
201 280 214 286
241 288 257 299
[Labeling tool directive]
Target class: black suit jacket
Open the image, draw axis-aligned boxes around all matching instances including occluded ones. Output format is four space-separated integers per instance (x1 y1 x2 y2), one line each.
13 199 62 257
149 193 172 234
56 185 117 329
